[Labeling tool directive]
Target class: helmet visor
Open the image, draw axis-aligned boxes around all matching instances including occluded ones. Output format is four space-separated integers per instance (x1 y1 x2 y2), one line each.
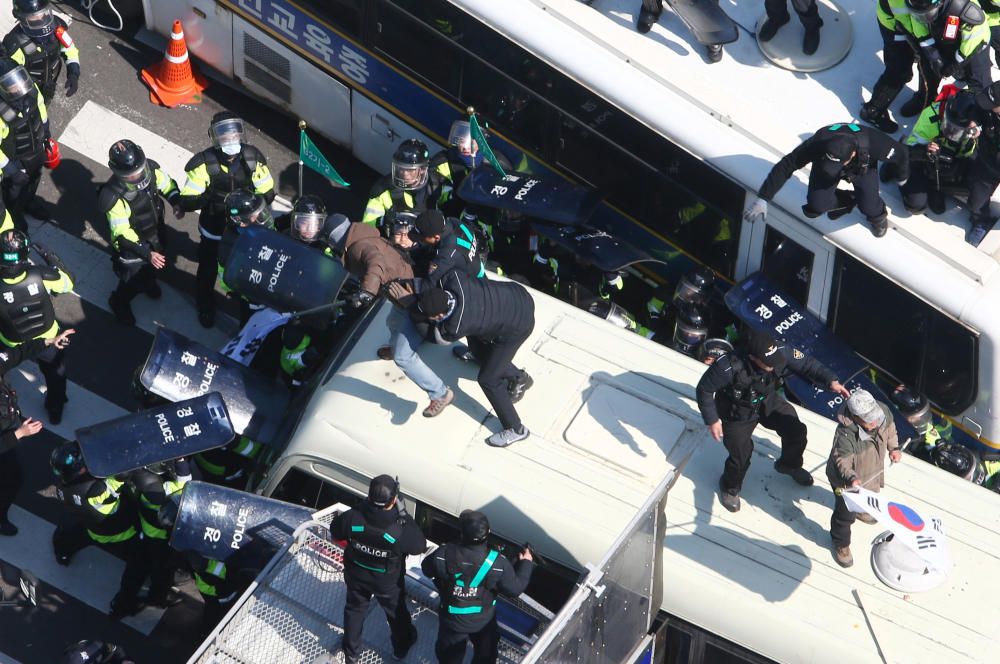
0 66 32 100
940 116 979 144
391 162 428 190
389 211 418 236
911 4 941 24
210 118 245 149
233 201 273 227
292 212 324 241
448 121 475 155
20 8 54 37
118 163 152 191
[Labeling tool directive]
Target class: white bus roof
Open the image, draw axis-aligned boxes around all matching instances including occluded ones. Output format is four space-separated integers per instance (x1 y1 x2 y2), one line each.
277 291 1000 663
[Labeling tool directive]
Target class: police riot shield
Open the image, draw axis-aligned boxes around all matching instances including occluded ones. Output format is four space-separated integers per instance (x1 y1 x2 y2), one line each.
138 328 290 444
222 225 348 313
532 224 665 272
76 393 234 478
665 0 739 46
457 168 601 226
724 271 919 442
169 481 313 565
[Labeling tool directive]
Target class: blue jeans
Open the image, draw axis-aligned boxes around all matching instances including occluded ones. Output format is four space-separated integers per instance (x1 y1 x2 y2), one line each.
387 306 448 400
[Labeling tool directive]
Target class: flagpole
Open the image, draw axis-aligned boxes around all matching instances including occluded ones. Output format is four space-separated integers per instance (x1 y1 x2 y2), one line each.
297 119 306 201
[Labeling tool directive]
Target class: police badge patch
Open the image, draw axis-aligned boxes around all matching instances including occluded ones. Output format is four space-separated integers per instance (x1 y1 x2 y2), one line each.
793 349 804 359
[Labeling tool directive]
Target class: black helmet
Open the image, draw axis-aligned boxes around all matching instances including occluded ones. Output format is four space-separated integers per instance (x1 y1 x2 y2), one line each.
290 195 327 243
12 0 54 39
696 337 734 364
586 300 637 331
906 0 943 23
108 139 151 191
386 210 419 237
0 58 33 102
931 442 983 483
50 442 87 484
208 111 245 155
890 385 933 431
391 139 429 191
0 229 29 278
459 509 490 544
941 91 983 143
672 302 709 356
673 266 715 307
224 190 272 229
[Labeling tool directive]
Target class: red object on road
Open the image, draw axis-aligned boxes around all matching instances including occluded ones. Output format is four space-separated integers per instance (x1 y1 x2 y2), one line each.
44 138 61 170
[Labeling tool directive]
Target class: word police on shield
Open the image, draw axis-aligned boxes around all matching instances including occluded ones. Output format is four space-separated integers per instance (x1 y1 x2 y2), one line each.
222 225 348 313
139 328 290 444
169 481 313 563
76 393 233 478
457 168 601 226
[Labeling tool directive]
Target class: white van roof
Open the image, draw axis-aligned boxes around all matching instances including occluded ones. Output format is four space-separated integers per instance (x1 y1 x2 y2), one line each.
280 291 1000 663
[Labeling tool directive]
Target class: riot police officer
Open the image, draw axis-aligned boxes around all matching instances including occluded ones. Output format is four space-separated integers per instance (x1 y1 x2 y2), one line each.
746 123 910 238
966 81 1000 245
421 510 535 664
412 208 485 281
328 475 425 664
50 442 148 618
0 228 73 423
180 112 275 328
362 138 450 234
0 57 49 231
696 329 849 512
100 139 183 326
2 0 80 103
285 194 330 250
0 327 72 535
129 459 190 609
193 436 261 490
217 190 275 326
906 0 993 89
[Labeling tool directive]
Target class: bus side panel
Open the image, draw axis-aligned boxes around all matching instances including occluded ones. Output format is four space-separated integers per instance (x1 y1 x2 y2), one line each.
143 0 235 78
232 17 352 148
351 94 441 176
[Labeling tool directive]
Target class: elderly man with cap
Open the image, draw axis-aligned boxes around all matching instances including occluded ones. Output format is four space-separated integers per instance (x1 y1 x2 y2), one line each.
328 474 426 663
696 329 850 513
963 81 1000 246
745 123 909 237
421 509 535 663
825 390 901 567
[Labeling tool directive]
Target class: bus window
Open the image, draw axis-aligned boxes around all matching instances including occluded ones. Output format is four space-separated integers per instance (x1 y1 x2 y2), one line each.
373 0 461 98
295 0 364 38
923 317 977 412
555 115 646 216
270 467 364 510
662 623 693 664
761 226 812 306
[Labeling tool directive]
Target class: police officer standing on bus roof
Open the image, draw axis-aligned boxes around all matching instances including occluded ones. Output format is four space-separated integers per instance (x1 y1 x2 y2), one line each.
0 327 72 535
328 475 425 664
964 81 1000 245
0 228 73 423
758 0 823 55
362 138 451 234
745 123 910 238
413 209 486 282
179 112 275 328
421 510 535 664
100 139 183 326
635 0 726 62
2 0 80 104
0 56 50 231
696 329 849 513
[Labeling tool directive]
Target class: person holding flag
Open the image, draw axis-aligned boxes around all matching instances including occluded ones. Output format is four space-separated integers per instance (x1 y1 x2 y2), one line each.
825 389 902 568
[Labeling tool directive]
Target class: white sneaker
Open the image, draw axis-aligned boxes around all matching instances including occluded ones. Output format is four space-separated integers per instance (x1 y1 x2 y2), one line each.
486 426 529 448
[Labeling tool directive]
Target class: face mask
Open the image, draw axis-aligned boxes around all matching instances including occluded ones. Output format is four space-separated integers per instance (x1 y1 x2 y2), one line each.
220 142 241 156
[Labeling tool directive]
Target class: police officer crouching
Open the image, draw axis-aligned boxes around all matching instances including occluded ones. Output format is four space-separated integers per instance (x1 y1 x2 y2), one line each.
328 475 425 664
696 329 849 512
421 510 535 664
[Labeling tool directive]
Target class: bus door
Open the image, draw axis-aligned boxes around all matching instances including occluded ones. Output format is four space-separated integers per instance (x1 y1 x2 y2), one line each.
736 206 833 319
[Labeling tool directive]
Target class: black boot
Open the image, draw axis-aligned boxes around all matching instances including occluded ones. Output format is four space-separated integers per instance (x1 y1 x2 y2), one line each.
759 13 790 42
706 44 723 63
860 82 902 134
928 190 947 214
867 206 889 238
803 20 823 56
109 292 136 326
637 6 660 34
900 91 929 118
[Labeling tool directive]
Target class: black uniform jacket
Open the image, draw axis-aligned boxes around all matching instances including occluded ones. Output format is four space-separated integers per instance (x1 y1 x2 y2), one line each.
431 270 534 343
0 337 45 454
329 501 426 589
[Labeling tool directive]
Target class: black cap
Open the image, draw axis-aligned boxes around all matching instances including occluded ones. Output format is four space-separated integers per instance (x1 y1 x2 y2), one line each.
747 329 787 370
459 509 490 544
368 474 398 508
418 287 452 317
817 136 855 179
415 209 447 237
976 82 1000 111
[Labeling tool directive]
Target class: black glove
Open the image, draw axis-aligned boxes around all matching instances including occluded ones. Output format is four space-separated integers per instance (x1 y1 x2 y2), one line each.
2 160 28 186
65 74 79 97
940 61 959 79
349 290 374 308
32 241 55 263
921 46 945 78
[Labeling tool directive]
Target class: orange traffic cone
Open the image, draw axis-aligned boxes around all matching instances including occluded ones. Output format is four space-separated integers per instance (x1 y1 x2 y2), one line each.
140 20 208 107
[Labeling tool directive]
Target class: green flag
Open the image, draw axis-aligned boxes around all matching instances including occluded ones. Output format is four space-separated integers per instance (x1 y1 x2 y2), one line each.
469 113 505 177
299 129 349 188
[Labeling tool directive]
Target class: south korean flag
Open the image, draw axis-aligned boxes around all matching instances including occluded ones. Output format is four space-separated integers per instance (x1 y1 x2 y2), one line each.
842 487 952 573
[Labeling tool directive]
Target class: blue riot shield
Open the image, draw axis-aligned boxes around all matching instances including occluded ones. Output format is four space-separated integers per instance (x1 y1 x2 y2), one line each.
222 225 348 313
76 393 233 478
532 224 665 272
725 272 919 441
169 482 313 565
138 328 290 444
457 169 601 226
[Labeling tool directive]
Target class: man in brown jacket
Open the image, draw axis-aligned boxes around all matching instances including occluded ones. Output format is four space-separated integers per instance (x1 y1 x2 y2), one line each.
327 214 454 417
825 389 902 568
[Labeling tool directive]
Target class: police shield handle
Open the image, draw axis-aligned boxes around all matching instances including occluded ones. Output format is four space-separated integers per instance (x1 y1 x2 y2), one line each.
708 420 723 442
744 197 768 223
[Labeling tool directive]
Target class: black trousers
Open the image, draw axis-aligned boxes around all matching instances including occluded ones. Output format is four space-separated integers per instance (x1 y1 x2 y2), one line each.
470 325 533 431
806 166 884 221
35 343 67 410
2 152 44 232
830 493 857 548
53 524 148 606
196 216 224 314
0 447 22 523
144 535 174 602
720 398 807 494
112 258 157 304
966 157 1000 224
765 0 821 30
436 616 500 664
342 576 414 659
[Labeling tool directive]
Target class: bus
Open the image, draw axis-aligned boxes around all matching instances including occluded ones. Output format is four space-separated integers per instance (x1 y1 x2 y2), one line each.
139 1 1000 450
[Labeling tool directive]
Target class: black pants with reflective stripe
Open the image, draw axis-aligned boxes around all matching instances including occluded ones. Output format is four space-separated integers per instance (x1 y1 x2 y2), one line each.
342 575 414 658
0 447 22 523
53 523 148 607
720 398 807 494
435 615 500 664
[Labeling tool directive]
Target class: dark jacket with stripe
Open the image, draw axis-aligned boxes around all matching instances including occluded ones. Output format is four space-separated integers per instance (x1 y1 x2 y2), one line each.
433 270 535 343
329 502 426 590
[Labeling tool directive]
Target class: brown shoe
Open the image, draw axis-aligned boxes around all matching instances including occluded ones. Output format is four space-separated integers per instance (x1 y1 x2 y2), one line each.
376 345 393 361
857 513 878 525
834 546 854 568
423 388 454 418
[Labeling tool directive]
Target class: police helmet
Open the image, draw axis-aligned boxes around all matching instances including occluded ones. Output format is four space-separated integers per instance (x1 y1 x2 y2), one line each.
0 58 33 103
448 120 475 154
932 442 983 483
391 139 429 191
673 266 715 307
12 0 54 39
0 229 29 278
50 441 87 484
941 91 982 143
290 195 327 243
906 0 943 23
108 139 151 191
459 509 490 545
387 210 419 237
208 111 245 152
586 300 637 331
224 190 273 229
322 213 351 253
890 386 933 431
696 337 734 364
672 302 709 356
